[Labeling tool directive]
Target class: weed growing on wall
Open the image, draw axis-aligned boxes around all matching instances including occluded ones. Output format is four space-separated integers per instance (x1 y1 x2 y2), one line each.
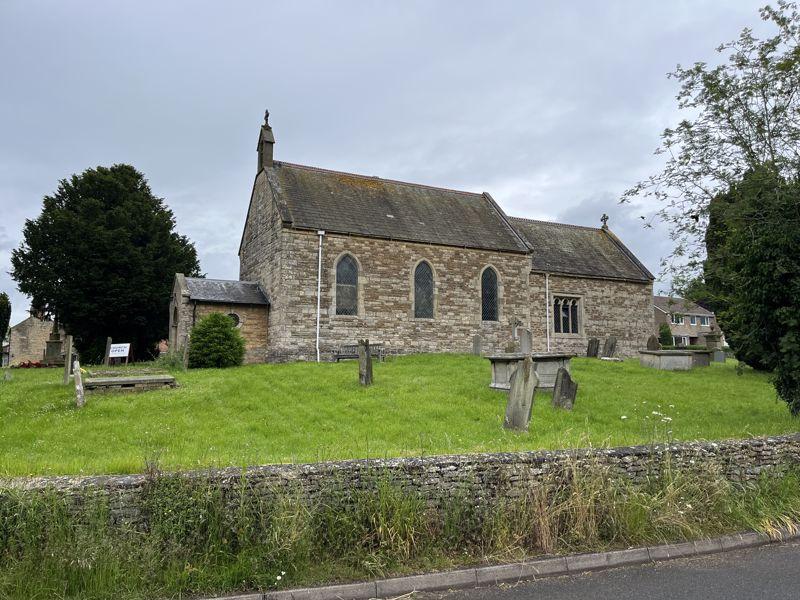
1 460 800 600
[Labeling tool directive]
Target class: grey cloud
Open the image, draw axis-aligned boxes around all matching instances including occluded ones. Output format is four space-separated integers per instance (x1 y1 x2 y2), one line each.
0 0 770 326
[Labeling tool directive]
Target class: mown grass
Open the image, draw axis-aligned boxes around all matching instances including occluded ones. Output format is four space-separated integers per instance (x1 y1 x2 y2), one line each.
0 354 796 476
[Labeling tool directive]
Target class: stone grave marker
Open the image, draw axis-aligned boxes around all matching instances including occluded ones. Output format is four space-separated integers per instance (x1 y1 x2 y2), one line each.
358 339 373 386
74 360 85 408
586 338 600 358
519 328 532 354
3 371 11 382
646 334 661 351
601 336 617 358
552 367 578 410
472 334 482 356
62 334 74 385
503 357 538 432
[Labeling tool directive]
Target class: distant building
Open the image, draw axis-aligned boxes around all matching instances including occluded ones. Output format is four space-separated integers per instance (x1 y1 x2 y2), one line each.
170 113 656 362
653 296 723 346
7 313 65 366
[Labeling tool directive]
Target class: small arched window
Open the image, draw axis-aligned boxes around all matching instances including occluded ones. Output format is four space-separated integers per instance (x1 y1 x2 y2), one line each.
414 261 434 318
481 267 499 321
336 254 359 316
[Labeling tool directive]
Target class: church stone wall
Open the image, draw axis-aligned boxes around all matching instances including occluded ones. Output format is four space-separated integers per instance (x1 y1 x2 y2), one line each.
192 303 268 364
528 273 654 358
268 229 532 361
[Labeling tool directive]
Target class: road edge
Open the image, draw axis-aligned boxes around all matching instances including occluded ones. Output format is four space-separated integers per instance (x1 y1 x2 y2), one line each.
207 524 799 600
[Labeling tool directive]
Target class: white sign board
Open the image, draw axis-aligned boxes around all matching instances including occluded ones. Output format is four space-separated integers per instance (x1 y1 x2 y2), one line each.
108 343 130 358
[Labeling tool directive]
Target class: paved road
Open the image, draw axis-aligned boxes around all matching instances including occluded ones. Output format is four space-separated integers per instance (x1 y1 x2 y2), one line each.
418 541 800 600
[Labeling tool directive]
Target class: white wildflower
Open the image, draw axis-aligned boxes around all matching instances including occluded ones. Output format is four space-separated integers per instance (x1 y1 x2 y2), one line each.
621 415 628 420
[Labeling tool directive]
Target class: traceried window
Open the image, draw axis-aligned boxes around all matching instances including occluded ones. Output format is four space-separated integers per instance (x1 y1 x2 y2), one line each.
227 313 241 328
670 313 684 325
335 254 359 316
481 267 499 321
414 261 434 319
553 296 580 334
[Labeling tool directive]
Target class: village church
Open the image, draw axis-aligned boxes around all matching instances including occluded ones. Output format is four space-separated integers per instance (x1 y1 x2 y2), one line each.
169 113 655 363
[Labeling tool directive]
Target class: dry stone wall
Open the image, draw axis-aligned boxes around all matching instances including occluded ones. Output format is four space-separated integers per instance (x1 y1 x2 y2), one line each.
5 434 799 529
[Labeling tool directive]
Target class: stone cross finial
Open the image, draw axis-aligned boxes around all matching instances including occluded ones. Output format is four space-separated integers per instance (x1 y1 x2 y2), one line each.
601 213 609 228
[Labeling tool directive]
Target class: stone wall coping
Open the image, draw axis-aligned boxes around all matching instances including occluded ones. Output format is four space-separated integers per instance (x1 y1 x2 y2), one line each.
4 433 799 492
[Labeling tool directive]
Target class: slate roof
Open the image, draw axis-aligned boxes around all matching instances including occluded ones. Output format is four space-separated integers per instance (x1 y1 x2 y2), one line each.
185 278 268 305
264 161 528 253
509 218 654 282
653 296 713 316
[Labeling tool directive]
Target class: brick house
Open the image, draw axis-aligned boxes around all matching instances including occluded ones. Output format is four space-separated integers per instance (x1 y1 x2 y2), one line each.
170 113 655 363
653 295 722 346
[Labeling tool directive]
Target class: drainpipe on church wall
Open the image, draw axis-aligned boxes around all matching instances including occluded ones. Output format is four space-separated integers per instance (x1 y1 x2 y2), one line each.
545 273 551 352
315 230 325 362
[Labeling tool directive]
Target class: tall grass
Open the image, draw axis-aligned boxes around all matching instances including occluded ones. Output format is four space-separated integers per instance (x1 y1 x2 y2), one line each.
2 458 800 600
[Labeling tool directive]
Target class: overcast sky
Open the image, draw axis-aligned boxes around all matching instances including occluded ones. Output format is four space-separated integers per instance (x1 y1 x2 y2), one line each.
0 1 771 327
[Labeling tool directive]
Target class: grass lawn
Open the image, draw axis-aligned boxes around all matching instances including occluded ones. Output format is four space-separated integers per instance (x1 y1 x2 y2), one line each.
0 354 796 476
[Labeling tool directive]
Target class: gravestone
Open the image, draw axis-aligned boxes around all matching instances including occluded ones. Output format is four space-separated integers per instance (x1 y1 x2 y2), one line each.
552 367 578 410
358 339 373 386
74 360 85 408
503 357 538 431
646 335 661 351
103 336 113 366
472 334 482 356
586 338 600 358
3 371 11 382
519 328 532 354
601 336 617 358
62 334 74 385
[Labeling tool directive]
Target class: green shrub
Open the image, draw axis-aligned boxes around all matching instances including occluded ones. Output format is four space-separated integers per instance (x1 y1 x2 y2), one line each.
188 313 245 369
658 323 672 347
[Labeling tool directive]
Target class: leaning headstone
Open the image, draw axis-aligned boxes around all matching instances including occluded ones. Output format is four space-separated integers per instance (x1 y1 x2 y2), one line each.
358 339 373 386
472 334 482 356
586 338 600 358
62 334 74 385
601 336 617 358
74 360 85 408
519 328 533 354
3 371 11 382
552 367 578 410
646 335 660 351
103 336 113 366
503 357 538 431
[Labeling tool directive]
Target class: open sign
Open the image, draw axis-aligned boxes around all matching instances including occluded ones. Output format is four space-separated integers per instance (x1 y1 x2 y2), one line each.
108 343 130 358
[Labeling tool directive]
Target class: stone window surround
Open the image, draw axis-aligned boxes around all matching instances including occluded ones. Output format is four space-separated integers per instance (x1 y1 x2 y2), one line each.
227 312 242 328
551 292 584 338
479 264 502 323
330 251 365 320
409 258 438 321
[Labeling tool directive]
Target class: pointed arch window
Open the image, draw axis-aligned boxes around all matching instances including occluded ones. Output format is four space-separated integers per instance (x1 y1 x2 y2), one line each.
481 267 499 321
336 254 359 316
414 261 434 318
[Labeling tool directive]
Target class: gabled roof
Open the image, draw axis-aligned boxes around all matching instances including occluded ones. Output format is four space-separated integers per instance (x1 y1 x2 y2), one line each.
653 296 713 316
264 161 528 253
509 217 654 282
185 278 268 305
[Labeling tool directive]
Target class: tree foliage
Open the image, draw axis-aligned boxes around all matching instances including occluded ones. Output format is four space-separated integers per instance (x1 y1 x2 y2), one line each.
187 313 245 369
0 293 10 342
11 165 201 362
697 166 800 412
624 1 800 280
658 323 673 347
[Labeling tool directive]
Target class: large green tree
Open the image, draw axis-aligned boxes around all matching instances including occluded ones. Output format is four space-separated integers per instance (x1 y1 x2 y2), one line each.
624 1 800 279
697 166 800 412
11 165 201 362
0 293 10 343
625 2 800 413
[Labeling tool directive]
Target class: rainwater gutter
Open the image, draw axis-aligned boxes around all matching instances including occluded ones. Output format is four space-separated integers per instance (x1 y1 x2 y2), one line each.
545 273 551 352
316 230 325 362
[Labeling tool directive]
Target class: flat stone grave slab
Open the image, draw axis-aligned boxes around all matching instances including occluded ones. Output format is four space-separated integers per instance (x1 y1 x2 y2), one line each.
487 352 574 391
84 374 178 393
639 350 693 371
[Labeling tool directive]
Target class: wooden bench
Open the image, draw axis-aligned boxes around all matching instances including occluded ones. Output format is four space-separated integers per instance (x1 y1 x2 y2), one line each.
333 343 385 362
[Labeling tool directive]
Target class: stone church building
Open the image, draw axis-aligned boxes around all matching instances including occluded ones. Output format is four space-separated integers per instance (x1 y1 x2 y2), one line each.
170 114 654 363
